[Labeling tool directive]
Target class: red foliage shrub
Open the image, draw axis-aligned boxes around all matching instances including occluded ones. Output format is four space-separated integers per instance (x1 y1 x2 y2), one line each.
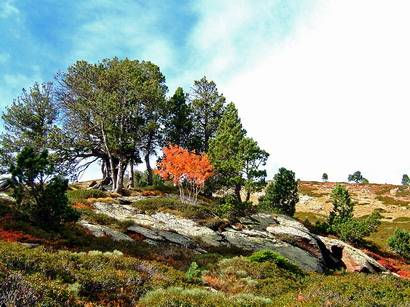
155 145 213 203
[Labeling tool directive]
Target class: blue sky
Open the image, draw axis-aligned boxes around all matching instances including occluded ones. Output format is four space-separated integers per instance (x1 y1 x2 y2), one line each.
1 0 410 184
0 0 315 107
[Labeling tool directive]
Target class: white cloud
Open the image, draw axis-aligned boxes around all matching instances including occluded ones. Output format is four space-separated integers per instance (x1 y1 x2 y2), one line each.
0 0 19 19
221 0 410 183
67 4 175 72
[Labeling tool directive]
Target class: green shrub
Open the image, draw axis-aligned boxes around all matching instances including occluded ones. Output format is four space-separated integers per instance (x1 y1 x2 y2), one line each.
8 147 79 229
248 249 303 275
388 228 410 258
332 211 381 243
185 261 202 282
258 167 298 216
329 184 353 225
216 194 252 219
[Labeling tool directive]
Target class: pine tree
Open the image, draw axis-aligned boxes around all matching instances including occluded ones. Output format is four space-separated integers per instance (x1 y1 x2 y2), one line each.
190 77 226 152
209 102 246 200
0 82 58 174
259 167 299 216
329 184 353 224
163 87 193 149
402 174 410 186
209 102 269 201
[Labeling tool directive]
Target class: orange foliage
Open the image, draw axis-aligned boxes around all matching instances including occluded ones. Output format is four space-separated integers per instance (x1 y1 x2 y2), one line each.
0 229 38 242
155 145 213 203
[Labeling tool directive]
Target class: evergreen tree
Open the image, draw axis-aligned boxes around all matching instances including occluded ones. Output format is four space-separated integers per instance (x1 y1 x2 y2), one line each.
0 82 58 174
163 87 193 149
209 103 269 201
259 167 299 216
322 173 328 182
190 76 226 152
348 171 364 183
402 174 410 186
329 184 353 224
240 137 269 201
209 102 246 200
8 147 79 229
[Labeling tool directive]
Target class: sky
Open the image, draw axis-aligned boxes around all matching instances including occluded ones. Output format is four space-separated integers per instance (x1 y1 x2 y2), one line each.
0 0 409 184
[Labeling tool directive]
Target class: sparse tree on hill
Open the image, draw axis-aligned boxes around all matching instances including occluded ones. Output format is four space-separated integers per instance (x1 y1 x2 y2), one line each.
190 77 226 153
402 174 410 186
322 173 328 182
348 171 367 183
259 167 299 216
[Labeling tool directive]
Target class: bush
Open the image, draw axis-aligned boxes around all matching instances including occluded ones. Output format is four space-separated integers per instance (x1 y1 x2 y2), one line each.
185 261 202 282
388 228 410 258
8 147 79 229
258 167 298 216
331 212 381 243
215 194 252 219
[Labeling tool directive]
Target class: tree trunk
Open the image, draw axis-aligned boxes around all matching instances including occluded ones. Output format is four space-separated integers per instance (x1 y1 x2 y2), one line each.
246 190 251 202
116 160 124 193
145 152 153 186
128 158 134 189
110 157 117 191
234 184 242 202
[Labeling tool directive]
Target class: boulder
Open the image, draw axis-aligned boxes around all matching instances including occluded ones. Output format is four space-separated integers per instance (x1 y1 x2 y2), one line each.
319 236 387 273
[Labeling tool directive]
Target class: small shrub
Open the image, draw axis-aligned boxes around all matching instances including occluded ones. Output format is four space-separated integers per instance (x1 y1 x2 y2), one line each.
331 211 381 243
215 194 252 219
185 261 202 282
8 147 79 229
388 229 410 258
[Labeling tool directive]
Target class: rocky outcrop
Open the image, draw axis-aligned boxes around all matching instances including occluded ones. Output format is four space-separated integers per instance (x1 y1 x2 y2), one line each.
79 201 390 274
79 220 133 242
319 236 387 273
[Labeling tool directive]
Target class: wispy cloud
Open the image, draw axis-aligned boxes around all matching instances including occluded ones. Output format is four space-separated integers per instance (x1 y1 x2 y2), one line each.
0 0 19 19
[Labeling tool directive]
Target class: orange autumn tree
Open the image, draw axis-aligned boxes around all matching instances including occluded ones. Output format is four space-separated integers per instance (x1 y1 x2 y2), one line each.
155 145 213 204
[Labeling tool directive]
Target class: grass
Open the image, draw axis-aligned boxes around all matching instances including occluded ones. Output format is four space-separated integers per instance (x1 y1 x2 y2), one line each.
132 197 218 222
376 195 409 208
367 219 410 253
66 189 108 204
298 183 328 197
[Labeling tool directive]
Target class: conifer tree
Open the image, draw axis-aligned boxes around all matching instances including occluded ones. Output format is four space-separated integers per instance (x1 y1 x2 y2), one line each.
259 167 299 216
163 87 193 149
209 102 268 201
190 77 226 152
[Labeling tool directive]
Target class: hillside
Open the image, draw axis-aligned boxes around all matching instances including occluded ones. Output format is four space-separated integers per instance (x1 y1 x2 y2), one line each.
0 183 410 306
